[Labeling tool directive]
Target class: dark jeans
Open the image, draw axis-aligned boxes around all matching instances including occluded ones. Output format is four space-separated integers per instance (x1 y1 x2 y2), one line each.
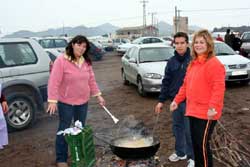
189 116 217 167
56 101 88 163
172 102 194 160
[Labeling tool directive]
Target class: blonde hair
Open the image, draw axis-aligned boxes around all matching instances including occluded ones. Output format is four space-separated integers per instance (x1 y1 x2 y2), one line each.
191 29 215 60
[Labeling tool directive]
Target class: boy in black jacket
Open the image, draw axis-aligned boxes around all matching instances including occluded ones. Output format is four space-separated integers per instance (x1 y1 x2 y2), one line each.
155 32 194 167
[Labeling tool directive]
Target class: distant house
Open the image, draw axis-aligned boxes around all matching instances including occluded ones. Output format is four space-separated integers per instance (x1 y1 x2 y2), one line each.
116 25 159 40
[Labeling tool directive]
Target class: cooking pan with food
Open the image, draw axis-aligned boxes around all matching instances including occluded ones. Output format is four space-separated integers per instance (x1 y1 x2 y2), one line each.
109 136 160 159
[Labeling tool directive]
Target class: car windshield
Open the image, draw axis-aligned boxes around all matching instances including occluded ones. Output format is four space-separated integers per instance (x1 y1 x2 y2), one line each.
241 32 250 42
122 39 130 43
139 47 174 63
132 38 141 44
215 43 236 56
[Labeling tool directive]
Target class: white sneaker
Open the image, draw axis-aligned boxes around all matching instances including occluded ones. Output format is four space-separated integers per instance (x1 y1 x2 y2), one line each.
187 159 195 167
168 153 187 162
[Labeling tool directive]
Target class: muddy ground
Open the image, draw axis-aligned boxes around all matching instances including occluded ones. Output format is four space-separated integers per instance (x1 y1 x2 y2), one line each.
0 52 249 167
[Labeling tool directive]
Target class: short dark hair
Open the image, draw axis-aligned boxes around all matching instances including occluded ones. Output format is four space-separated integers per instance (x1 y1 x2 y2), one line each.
226 29 230 34
174 32 189 43
66 35 92 65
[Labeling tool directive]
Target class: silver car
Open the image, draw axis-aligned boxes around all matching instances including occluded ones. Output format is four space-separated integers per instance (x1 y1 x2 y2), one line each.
121 44 174 96
240 31 250 57
0 38 51 131
215 41 250 84
117 36 170 54
38 37 68 53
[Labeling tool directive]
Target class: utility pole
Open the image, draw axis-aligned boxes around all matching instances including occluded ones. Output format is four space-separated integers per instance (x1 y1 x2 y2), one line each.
62 21 65 36
140 0 148 28
149 12 157 26
148 12 157 36
177 9 181 33
174 6 178 34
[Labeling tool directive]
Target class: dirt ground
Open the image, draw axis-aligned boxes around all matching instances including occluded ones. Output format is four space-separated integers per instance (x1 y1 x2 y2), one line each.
0 52 249 167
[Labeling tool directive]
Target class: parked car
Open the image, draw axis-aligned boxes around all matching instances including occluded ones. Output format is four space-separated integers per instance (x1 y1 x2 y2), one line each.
121 44 174 96
240 31 250 57
97 38 114 52
117 36 169 54
215 41 250 84
38 37 68 53
162 36 174 46
0 38 51 131
89 42 104 61
113 38 130 49
45 49 61 72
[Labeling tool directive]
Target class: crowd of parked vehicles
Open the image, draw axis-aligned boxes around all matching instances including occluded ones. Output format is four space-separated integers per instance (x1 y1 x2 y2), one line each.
0 31 249 131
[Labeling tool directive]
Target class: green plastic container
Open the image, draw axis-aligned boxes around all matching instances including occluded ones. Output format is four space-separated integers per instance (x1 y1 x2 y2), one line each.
65 125 95 167
81 125 95 167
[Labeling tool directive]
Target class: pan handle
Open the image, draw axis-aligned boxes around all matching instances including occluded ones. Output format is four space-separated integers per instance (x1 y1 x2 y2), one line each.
152 113 160 137
102 106 119 124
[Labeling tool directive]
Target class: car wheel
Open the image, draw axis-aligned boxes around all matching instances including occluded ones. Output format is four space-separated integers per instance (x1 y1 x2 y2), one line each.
6 93 36 132
137 77 146 96
122 70 129 85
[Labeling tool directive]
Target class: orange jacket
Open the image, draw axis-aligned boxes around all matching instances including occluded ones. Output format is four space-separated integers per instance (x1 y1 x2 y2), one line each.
174 56 225 120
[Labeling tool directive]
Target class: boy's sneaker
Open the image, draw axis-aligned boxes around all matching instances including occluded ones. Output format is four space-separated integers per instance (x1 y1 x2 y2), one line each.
168 153 187 162
187 159 195 167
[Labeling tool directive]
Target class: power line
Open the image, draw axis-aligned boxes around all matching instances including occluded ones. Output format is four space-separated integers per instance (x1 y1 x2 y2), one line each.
84 7 250 27
181 7 250 12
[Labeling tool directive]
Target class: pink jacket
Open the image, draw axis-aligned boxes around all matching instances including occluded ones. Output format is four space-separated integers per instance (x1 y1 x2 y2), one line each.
48 55 101 105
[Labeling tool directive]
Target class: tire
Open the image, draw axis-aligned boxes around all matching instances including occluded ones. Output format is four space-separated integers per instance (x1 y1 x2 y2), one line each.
121 70 129 85
5 93 36 132
137 77 146 97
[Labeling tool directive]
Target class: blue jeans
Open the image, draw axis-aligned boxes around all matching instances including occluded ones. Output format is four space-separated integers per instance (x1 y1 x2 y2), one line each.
56 101 88 163
172 102 194 160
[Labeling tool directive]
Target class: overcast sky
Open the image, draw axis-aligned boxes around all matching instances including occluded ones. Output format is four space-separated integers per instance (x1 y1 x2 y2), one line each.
0 0 250 35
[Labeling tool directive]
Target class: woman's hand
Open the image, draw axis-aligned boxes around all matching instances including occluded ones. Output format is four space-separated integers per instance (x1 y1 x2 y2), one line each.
170 101 178 112
155 102 164 113
97 96 105 106
207 108 217 120
47 102 57 115
1 101 8 114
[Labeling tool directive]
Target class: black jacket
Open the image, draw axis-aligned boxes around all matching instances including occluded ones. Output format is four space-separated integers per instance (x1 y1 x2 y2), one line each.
158 48 191 102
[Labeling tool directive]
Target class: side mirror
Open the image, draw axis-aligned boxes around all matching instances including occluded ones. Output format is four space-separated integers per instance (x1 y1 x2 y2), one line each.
129 58 137 63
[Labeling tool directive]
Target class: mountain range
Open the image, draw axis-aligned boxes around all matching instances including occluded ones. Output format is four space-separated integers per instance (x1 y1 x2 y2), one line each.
4 21 203 38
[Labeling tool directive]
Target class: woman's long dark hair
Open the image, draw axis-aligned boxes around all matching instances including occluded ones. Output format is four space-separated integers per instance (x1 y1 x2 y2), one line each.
65 35 92 65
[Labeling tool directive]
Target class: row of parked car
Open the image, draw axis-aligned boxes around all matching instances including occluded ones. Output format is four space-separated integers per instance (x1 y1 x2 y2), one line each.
121 40 250 96
1 34 249 131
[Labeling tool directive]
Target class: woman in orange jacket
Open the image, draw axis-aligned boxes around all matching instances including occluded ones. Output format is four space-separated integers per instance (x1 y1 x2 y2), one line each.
170 29 226 167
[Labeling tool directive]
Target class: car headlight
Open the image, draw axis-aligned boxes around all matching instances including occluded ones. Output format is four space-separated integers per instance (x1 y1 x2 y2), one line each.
143 73 162 79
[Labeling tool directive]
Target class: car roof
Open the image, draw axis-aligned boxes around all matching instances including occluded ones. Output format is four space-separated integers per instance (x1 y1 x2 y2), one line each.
133 43 172 49
214 40 223 44
0 38 35 43
136 36 162 39
242 31 250 34
38 37 68 40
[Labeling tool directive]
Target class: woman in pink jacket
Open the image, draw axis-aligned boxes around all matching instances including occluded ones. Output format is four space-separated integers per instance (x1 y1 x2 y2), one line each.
170 30 225 167
47 35 105 167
